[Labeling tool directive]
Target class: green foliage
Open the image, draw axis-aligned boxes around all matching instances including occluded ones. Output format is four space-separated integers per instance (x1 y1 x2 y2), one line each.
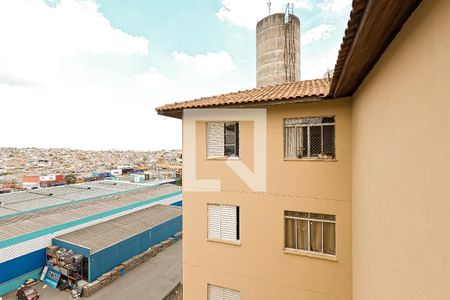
65 173 77 185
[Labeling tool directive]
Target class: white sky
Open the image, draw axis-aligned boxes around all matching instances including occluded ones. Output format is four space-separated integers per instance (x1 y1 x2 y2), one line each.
0 0 351 151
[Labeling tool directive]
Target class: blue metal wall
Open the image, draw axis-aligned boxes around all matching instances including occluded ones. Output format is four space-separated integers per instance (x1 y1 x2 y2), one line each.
171 200 182 207
0 249 46 296
88 215 182 281
0 249 46 284
0 268 43 296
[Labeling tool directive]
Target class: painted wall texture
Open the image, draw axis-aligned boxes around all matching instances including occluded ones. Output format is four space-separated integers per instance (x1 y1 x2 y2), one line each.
182 99 352 299
352 0 450 299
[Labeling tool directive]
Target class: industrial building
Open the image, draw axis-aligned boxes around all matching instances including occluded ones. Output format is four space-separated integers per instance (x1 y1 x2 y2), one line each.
0 180 182 296
52 204 181 282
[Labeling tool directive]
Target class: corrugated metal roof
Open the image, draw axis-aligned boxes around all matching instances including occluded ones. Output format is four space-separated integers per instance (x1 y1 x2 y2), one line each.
54 204 181 253
0 180 163 218
0 184 181 244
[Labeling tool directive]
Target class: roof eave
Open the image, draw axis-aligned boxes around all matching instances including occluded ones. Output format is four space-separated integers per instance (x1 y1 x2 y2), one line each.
330 0 422 98
156 109 183 119
155 95 330 119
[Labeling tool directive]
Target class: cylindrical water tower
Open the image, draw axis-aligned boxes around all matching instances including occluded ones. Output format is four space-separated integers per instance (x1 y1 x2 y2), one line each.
256 12 300 88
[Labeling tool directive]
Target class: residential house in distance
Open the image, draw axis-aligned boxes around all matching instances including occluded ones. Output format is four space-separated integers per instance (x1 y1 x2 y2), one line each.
157 0 449 299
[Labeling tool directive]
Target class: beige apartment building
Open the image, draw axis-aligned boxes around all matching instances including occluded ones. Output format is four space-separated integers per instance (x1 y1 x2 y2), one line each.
157 0 450 299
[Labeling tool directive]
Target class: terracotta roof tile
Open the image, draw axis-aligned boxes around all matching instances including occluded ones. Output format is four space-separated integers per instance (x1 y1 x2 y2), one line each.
156 79 330 114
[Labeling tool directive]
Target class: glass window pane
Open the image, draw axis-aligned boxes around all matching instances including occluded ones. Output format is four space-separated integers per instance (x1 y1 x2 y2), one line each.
309 126 322 156
285 211 308 218
224 145 237 156
322 125 335 158
284 127 295 158
295 127 303 158
302 127 308 157
309 221 323 252
309 213 335 221
284 218 296 249
323 222 336 255
297 220 308 250
321 116 335 123
224 122 238 157
309 213 324 220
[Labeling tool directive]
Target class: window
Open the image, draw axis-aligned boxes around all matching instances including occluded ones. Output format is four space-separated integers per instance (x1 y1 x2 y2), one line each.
208 284 240 300
207 122 239 158
208 204 240 242
284 116 335 159
284 211 336 256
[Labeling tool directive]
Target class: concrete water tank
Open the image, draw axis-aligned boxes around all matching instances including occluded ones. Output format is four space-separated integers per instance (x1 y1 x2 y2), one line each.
256 13 300 88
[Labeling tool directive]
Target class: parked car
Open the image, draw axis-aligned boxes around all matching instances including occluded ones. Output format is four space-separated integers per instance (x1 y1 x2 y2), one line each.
16 286 39 300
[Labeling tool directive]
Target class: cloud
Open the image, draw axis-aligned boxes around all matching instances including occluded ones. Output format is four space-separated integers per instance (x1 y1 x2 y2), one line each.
318 0 352 13
0 1 249 151
0 0 149 87
302 46 339 80
134 67 171 89
302 24 335 45
216 0 312 29
172 51 237 77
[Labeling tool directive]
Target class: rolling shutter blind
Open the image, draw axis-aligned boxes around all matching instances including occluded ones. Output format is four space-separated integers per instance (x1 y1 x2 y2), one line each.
207 204 238 241
208 204 221 240
207 122 225 158
208 284 240 300
220 205 237 241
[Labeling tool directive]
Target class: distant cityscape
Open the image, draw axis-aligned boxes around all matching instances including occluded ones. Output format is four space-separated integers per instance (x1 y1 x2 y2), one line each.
0 147 182 193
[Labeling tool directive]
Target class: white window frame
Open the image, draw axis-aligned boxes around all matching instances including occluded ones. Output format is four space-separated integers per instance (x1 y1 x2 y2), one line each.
208 284 240 300
284 211 336 257
207 204 240 242
284 116 336 160
207 121 240 158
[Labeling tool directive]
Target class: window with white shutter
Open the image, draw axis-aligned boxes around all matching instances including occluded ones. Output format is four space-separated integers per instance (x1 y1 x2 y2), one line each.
208 284 240 300
207 122 239 158
207 204 240 242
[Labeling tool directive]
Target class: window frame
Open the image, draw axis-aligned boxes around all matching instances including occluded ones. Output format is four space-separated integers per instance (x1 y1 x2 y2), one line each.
206 121 240 159
207 203 240 244
207 283 241 300
284 210 337 258
283 116 336 160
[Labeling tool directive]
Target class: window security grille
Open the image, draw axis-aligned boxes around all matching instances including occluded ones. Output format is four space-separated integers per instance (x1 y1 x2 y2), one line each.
207 122 239 158
208 204 240 241
208 284 240 300
284 116 335 159
284 211 336 256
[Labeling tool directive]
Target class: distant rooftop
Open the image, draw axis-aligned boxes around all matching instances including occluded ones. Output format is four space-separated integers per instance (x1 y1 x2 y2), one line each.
54 204 181 253
0 179 175 218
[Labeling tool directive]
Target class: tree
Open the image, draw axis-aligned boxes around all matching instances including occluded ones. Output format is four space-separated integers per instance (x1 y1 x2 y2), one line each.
65 173 77 185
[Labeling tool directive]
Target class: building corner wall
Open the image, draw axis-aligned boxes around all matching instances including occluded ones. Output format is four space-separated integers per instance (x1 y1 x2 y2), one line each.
352 0 450 299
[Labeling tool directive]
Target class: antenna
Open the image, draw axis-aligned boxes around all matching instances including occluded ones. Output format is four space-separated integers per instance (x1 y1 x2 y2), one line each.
267 0 271 15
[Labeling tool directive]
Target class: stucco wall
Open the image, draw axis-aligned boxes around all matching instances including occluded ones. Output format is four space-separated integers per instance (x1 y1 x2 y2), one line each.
183 99 352 299
352 0 450 299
